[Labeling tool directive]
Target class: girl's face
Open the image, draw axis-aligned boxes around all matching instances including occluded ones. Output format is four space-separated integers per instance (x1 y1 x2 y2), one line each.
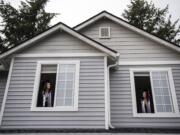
46 83 51 90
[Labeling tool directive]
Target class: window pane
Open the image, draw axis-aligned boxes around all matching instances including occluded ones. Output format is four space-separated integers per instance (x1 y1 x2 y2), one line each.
41 65 57 73
56 98 64 106
156 105 164 112
163 88 169 95
164 96 171 104
65 98 73 106
155 96 163 104
151 71 174 113
55 64 76 107
165 105 172 112
154 88 161 95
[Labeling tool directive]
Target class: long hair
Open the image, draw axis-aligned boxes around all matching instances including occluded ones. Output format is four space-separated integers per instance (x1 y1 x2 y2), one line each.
142 91 150 100
42 81 51 94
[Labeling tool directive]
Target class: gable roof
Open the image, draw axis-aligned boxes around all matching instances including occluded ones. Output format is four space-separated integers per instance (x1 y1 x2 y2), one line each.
0 22 118 60
74 11 180 53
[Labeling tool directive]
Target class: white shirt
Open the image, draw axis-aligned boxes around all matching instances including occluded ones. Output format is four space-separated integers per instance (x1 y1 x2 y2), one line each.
141 100 151 113
42 91 52 107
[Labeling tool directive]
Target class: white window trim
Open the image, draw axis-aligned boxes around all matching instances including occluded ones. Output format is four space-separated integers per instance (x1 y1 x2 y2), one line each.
99 27 111 39
130 68 180 117
31 60 80 111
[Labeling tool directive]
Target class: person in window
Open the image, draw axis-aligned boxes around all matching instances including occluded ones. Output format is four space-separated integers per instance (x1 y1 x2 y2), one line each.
42 81 54 107
141 91 152 113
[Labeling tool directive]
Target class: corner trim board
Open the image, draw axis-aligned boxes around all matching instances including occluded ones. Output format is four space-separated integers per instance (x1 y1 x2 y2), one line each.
0 58 14 125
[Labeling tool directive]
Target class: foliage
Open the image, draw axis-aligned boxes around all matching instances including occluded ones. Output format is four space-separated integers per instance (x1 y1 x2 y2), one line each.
0 0 56 53
122 0 180 45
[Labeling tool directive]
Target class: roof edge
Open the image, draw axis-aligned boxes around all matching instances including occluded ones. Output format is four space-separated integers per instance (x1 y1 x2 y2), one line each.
74 11 180 53
0 22 118 60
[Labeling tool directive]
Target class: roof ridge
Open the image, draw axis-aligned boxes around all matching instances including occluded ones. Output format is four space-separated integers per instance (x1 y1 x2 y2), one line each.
74 10 180 48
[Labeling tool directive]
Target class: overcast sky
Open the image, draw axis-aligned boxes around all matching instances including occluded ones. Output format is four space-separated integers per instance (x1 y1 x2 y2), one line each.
4 0 180 27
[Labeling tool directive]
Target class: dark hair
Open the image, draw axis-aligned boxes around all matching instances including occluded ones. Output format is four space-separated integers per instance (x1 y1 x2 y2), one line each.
142 91 150 100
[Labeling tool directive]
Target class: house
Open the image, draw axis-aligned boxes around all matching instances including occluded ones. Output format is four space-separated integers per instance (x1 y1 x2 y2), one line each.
0 11 180 133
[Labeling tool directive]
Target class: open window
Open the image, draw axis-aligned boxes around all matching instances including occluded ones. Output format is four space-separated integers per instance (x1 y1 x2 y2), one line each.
134 72 155 113
31 60 80 111
130 68 179 117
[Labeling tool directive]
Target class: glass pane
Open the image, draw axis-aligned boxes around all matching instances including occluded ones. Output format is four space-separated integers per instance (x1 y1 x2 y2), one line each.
41 65 57 73
155 96 163 104
153 80 160 87
152 72 160 79
58 81 65 88
151 71 174 113
66 90 73 97
59 73 66 81
165 105 172 112
55 64 75 107
65 98 73 106
66 73 74 80
156 105 164 112
161 80 168 87
162 88 169 95
164 96 171 104
154 88 161 95
56 98 64 106
66 81 74 89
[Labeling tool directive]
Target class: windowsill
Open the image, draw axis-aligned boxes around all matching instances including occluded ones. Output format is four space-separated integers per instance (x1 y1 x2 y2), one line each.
133 113 180 118
31 107 78 112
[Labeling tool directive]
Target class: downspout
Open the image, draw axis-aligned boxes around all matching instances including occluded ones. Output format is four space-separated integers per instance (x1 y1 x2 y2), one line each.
107 54 120 129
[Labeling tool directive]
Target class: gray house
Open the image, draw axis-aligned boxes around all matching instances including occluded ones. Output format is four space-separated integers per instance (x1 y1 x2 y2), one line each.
0 11 180 133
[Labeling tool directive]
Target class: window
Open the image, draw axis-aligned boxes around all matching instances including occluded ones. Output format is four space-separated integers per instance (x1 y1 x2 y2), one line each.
31 60 80 111
130 68 179 117
99 27 111 38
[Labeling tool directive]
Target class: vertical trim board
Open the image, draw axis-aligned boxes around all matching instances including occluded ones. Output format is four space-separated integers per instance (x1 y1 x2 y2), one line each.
0 58 14 125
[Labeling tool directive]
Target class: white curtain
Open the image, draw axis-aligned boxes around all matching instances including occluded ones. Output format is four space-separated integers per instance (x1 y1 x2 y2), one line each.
55 64 75 106
151 71 174 112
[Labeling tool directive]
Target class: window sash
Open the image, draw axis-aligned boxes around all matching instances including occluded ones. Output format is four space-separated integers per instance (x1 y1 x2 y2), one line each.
31 60 79 112
150 71 174 113
54 64 76 107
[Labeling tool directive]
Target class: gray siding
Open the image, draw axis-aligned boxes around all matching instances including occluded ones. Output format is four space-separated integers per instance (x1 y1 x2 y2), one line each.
0 71 8 111
22 31 100 54
110 65 180 128
2 57 105 129
80 18 180 61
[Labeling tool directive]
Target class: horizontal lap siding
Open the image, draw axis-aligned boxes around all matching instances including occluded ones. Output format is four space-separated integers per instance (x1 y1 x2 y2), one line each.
110 65 180 128
81 19 180 61
22 31 100 54
2 57 105 129
0 72 8 111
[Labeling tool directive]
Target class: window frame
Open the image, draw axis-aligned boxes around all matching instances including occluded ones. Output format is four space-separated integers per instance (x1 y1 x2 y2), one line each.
31 60 80 111
130 68 180 117
99 27 111 39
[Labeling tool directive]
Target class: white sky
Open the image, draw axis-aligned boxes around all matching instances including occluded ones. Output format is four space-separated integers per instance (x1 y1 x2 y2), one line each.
3 0 180 27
